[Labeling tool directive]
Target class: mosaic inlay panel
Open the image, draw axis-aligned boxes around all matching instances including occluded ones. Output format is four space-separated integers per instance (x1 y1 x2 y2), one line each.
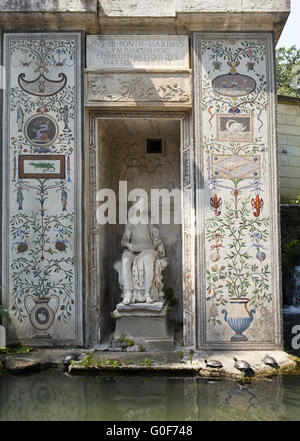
2 33 83 345
193 33 281 349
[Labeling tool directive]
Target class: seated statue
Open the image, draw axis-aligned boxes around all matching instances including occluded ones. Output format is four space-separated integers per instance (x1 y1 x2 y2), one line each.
114 198 168 305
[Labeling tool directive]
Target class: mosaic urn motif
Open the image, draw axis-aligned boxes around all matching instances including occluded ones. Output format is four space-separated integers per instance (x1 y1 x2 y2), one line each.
24 296 60 334
222 298 256 341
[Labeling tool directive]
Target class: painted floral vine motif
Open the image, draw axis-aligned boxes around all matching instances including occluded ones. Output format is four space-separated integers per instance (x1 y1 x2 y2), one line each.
202 40 266 71
203 136 267 155
201 40 267 115
206 197 270 326
6 35 79 337
10 179 74 323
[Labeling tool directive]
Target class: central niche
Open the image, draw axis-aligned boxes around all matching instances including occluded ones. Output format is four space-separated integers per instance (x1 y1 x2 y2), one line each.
97 118 182 343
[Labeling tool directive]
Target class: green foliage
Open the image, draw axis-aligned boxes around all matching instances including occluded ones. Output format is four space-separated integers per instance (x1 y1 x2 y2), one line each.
0 345 33 355
281 194 300 205
177 349 184 360
110 311 118 320
189 350 194 364
136 358 153 367
118 333 127 342
117 333 135 347
179 340 184 347
276 46 300 98
0 306 11 323
139 344 145 352
282 240 300 277
71 355 154 369
76 352 94 367
125 338 134 347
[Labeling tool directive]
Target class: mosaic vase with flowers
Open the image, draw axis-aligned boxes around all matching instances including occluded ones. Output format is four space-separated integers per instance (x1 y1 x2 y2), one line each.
222 298 256 341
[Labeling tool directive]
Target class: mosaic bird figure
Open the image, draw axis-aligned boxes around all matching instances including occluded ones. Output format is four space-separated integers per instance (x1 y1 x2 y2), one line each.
17 188 24 210
63 105 69 130
16 102 25 132
61 189 68 211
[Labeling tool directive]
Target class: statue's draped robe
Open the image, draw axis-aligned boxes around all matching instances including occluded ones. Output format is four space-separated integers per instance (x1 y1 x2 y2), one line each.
118 223 167 302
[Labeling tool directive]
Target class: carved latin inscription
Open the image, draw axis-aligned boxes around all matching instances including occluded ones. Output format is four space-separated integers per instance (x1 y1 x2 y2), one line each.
87 35 189 70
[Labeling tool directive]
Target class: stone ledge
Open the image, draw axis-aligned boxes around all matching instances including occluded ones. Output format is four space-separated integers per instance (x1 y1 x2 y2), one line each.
0 0 290 15
175 0 290 13
68 349 298 380
115 301 166 317
0 1 289 36
0 348 297 380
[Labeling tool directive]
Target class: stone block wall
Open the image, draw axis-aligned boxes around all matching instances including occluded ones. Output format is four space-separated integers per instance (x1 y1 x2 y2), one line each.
278 97 300 202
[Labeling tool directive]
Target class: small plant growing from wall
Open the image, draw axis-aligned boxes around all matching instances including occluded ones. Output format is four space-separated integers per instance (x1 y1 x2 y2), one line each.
0 306 10 324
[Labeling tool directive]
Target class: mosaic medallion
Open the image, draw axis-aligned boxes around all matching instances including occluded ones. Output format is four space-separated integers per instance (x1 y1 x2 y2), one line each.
24 115 58 147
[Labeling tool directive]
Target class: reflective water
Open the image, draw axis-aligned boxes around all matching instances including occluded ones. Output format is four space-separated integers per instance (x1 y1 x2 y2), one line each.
1 370 300 421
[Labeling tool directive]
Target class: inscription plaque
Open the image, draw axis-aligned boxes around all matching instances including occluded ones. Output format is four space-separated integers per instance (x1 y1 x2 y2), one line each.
87 35 189 70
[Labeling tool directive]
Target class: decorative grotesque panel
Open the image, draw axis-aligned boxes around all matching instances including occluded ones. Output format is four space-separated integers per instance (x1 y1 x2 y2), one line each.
2 33 83 345
193 33 281 349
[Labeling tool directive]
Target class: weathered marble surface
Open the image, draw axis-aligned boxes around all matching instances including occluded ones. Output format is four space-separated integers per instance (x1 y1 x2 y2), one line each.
86 73 191 103
0 326 5 349
116 302 166 315
0 0 97 11
114 301 174 351
0 1 290 37
99 0 176 16
86 35 189 70
176 0 290 12
98 0 290 16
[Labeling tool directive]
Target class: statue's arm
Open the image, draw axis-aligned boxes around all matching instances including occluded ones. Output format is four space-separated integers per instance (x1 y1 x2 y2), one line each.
151 225 165 257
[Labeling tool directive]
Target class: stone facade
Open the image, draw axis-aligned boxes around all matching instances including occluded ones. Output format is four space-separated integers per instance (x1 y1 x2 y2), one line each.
278 96 300 202
0 1 290 350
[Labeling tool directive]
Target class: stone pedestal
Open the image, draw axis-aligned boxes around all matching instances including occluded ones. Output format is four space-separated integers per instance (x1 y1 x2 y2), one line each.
0 325 6 349
113 302 174 352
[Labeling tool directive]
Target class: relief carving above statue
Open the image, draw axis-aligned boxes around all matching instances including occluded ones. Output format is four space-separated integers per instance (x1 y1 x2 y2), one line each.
87 74 190 102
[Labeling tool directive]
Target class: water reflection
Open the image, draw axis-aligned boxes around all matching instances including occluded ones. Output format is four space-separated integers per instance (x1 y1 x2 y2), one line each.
1 370 300 421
